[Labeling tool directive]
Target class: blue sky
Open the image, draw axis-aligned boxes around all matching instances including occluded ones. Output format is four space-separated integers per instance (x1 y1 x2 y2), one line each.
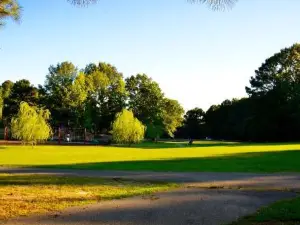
1 0 300 110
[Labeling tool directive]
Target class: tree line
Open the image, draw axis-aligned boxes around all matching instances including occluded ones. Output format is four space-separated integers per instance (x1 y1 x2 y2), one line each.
178 43 300 142
0 62 184 140
1 43 300 142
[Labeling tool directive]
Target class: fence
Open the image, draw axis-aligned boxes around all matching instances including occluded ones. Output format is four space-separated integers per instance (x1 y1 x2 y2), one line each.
0 126 113 145
0 127 10 140
51 127 95 144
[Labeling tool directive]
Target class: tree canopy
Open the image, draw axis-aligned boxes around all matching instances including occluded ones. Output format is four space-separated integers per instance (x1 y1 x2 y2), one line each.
0 61 184 140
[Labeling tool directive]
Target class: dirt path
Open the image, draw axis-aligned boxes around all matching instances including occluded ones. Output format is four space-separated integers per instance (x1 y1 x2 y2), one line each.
1 168 300 225
2 188 296 225
1 167 300 190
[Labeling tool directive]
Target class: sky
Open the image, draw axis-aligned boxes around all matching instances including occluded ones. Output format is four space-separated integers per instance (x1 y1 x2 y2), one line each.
1 0 300 110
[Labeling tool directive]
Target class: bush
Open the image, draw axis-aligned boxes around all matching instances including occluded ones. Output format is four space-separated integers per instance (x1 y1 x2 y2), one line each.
112 109 145 145
11 102 52 145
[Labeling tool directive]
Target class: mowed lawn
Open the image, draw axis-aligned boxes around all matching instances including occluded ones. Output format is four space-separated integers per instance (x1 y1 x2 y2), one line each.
231 196 300 225
1 141 300 172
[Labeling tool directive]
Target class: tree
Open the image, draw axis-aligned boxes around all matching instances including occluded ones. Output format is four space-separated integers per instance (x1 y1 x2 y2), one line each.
84 62 127 132
111 109 145 145
245 44 300 141
204 98 254 141
161 98 184 137
44 62 85 126
11 102 52 145
3 79 39 124
146 123 164 141
182 107 205 139
126 74 164 126
246 44 300 97
0 0 20 26
126 74 184 139
0 81 14 121
1 80 14 99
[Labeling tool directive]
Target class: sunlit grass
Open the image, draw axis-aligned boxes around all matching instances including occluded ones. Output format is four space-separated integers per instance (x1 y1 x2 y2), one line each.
1 141 300 172
0 173 177 220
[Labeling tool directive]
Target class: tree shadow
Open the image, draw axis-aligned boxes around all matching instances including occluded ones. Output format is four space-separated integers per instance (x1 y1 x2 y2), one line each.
0 174 169 187
33 150 300 173
7 188 296 225
115 141 300 149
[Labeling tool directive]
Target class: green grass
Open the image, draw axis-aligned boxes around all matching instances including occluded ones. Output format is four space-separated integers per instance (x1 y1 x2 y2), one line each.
0 173 177 220
231 196 300 225
1 141 300 172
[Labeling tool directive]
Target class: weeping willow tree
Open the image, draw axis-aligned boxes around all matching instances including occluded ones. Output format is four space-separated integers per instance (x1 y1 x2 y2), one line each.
112 109 145 145
11 102 52 145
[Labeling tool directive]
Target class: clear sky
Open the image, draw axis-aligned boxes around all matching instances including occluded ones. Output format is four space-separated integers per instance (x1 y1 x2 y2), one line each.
1 0 300 110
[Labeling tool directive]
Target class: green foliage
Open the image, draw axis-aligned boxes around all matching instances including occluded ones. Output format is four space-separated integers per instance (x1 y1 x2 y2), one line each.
126 74 165 125
11 102 52 145
69 72 88 107
0 81 14 122
1 80 14 99
162 98 184 137
146 123 164 140
180 107 205 139
3 80 39 124
246 44 300 97
112 109 145 144
84 63 127 131
45 62 78 108
44 62 88 127
126 74 184 138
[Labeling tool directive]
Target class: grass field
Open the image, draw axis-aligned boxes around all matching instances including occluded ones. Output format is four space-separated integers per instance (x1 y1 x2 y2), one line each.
231 197 300 225
0 174 177 220
1 141 300 172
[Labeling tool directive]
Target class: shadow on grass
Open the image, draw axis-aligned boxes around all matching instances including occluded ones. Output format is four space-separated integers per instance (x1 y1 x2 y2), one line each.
35 150 300 173
116 141 300 149
0 174 172 187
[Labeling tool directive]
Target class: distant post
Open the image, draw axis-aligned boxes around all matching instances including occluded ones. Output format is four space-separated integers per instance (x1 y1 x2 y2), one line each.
84 128 87 145
58 127 61 145
4 126 8 141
